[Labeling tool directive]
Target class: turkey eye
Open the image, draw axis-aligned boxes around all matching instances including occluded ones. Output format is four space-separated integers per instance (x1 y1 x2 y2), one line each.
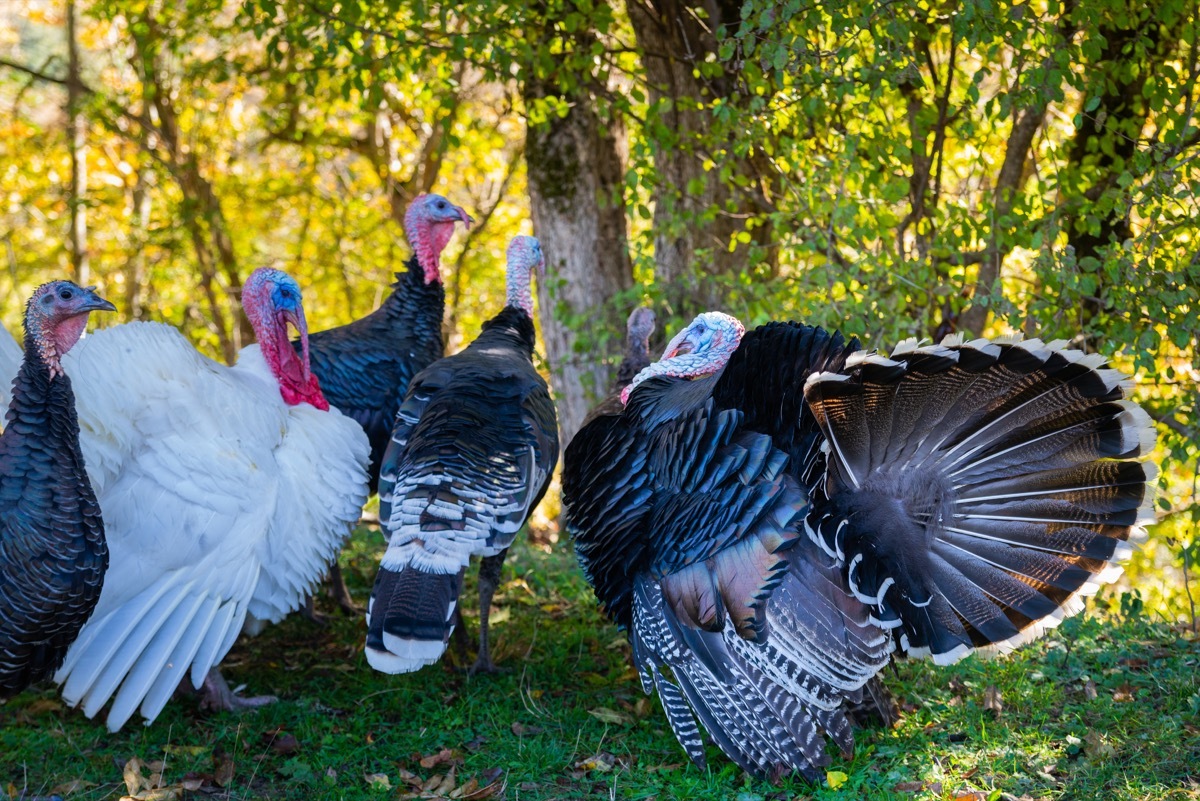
280 288 292 299
437 201 446 209
59 288 73 300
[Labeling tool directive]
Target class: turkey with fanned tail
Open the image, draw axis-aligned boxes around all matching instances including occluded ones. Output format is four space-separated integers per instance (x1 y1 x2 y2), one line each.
366 235 559 675
1 281 114 697
51 268 369 732
563 312 1156 780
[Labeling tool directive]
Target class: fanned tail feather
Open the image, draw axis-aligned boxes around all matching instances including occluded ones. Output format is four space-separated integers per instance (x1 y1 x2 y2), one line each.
803 335 1157 663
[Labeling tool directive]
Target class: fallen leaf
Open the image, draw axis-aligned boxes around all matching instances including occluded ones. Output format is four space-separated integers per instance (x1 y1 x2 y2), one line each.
1112 684 1135 702
396 768 424 788
893 781 925 792
267 732 301 755
952 793 987 801
587 707 633 725
18 695 63 714
162 745 208 757
123 757 144 796
419 748 461 769
1084 730 1116 759
50 779 97 796
213 749 235 787
646 763 685 772
363 772 391 790
1083 680 1098 700
573 753 617 773
510 721 543 736
826 770 849 789
983 685 1003 717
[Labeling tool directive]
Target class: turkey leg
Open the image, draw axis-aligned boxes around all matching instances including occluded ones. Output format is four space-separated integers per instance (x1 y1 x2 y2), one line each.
469 549 508 675
301 562 362 626
327 561 361 614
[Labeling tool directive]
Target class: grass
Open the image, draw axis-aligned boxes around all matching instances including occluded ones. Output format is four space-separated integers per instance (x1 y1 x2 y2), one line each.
2 525 1198 801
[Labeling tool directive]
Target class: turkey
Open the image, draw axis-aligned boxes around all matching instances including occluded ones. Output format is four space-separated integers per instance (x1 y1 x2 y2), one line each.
580 307 657 429
1 281 114 697
615 307 657 393
297 192 471 615
563 312 1157 780
53 267 369 732
366 235 559 675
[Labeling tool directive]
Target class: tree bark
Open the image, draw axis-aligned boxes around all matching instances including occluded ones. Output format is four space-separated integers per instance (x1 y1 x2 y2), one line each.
627 0 773 314
124 167 152 321
525 77 634 446
66 0 88 288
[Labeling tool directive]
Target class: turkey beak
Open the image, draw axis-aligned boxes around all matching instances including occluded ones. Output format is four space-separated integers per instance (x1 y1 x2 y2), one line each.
79 287 117 315
661 327 696 360
282 306 312 381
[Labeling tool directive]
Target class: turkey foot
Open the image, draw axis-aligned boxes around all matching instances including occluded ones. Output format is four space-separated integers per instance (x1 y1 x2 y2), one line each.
468 550 509 676
199 668 277 712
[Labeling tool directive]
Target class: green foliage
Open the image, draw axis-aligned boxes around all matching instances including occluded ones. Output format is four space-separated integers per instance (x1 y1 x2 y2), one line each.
1 0 1195 605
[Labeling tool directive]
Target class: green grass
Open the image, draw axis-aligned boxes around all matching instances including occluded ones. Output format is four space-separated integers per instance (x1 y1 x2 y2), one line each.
2 526 1198 801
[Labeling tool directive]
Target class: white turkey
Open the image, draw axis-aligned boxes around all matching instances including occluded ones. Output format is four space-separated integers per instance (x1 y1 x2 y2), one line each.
563 313 1157 780
1 281 114 696
366 235 559 675
51 267 369 732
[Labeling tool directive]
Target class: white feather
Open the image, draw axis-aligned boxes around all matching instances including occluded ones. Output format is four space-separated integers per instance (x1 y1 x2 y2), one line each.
52 322 369 731
0 319 20 413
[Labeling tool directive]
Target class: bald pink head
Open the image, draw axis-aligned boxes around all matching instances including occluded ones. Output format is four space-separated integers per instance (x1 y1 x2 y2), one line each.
404 194 474 285
243 267 328 410
506 235 544 319
24 281 116 380
621 311 746 405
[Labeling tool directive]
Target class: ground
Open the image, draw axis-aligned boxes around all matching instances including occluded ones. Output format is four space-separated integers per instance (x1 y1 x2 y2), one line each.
1 527 1198 801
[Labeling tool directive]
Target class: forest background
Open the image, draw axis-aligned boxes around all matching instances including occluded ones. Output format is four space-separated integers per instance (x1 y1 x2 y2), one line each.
0 0 1196 616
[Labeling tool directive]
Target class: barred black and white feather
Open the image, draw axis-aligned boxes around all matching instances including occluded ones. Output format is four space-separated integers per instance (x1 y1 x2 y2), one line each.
366 306 558 673
803 334 1157 663
565 319 1157 781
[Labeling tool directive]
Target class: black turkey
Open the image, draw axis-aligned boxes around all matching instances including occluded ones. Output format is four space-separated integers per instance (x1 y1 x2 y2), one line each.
563 312 1157 780
366 235 559 674
295 193 471 613
0 280 114 696
581 306 657 429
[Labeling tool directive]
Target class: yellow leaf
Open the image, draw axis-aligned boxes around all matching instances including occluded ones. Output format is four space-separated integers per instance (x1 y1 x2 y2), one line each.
827 770 849 789
364 773 391 790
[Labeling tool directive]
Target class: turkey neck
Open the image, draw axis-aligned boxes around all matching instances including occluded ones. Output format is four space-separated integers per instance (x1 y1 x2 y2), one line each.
0 338 97 524
471 306 537 358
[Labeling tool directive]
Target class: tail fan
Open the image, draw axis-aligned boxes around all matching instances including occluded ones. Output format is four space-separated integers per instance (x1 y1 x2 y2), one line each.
365 565 464 674
803 335 1157 663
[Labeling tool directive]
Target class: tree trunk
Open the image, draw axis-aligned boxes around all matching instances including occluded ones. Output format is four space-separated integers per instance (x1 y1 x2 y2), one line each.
627 0 773 314
66 0 88 288
525 78 634 446
124 167 152 321
1064 9 1174 344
